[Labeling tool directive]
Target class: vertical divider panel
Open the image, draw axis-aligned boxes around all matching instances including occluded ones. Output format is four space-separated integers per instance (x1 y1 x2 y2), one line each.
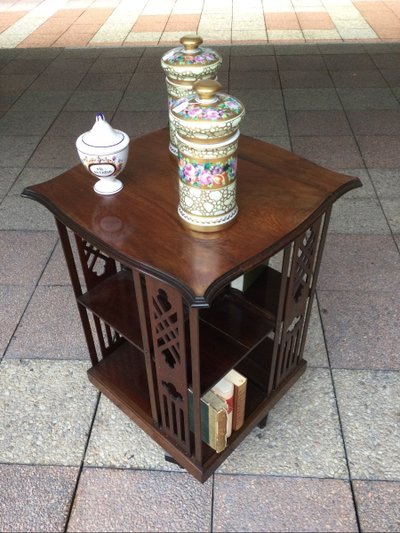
297 207 332 361
144 275 191 454
133 270 160 425
273 210 330 388
267 245 291 394
56 220 98 366
189 307 202 464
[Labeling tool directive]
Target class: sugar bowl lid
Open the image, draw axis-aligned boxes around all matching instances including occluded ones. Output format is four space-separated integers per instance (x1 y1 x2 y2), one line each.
76 113 129 158
171 80 245 125
161 35 222 79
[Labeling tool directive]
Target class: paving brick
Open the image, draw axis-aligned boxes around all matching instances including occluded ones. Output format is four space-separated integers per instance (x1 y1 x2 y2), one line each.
330 69 388 88
319 291 400 370
276 53 327 70
353 480 400 532
280 69 334 88
0 359 97 465
213 475 358 532
68 468 212 532
0 464 78 533
291 135 363 168
318 234 400 292
287 110 351 136
338 88 400 109
283 88 342 109
333 369 400 478
329 197 390 234
6 285 88 360
357 135 400 167
110 110 168 138
0 286 33 357
0 230 56 285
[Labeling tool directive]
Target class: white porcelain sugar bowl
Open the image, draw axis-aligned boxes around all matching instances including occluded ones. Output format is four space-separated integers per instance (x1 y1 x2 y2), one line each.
76 113 129 195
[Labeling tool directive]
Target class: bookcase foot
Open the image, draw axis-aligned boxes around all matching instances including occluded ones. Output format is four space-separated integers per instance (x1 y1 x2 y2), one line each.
164 454 184 468
258 414 269 429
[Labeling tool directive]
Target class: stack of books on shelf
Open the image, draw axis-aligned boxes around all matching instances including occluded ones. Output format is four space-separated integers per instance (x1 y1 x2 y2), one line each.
189 369 247 453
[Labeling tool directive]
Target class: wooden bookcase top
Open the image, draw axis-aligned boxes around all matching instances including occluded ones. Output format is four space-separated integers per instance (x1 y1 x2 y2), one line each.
23 128 361 304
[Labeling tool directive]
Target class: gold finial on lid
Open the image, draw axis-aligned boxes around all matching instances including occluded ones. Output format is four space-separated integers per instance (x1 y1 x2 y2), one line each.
180 35 203 50
193 79 222 100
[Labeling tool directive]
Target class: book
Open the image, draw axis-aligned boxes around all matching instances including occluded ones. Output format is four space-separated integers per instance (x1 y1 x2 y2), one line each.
188 388 228 453
230 264 268 292
225 369 247 431
211 378 234 438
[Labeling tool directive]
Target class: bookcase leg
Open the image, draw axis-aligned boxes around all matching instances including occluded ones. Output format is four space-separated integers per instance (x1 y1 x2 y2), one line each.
164 454 183 468
258 414 269 429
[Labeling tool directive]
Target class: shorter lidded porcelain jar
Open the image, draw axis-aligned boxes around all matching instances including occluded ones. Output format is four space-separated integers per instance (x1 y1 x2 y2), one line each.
161 35 222 156
171 80 245 232
76 113 129 195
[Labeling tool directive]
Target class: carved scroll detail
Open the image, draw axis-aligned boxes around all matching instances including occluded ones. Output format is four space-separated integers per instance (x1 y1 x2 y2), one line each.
75 236 117 289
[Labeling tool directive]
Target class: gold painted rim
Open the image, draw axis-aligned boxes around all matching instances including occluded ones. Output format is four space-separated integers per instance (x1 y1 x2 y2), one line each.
177 132 236 145
178 153 233 165
171 109 245 124
166 77 196 88
179 217 236 233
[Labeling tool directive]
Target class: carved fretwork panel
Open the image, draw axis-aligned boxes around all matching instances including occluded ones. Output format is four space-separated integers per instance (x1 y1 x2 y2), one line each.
286 219 322 324
275 315 304 385
274 217 324 387
75 236 117 289
145 276 190 452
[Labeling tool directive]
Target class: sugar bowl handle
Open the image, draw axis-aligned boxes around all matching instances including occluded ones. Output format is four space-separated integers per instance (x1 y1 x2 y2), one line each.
180 35 203 51
193 79 222 101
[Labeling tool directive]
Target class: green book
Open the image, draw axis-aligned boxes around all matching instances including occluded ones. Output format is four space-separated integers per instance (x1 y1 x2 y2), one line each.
188 389 228 453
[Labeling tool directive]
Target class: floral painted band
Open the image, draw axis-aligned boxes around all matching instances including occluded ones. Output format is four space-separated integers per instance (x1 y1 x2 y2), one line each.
178 156 237 189
174 96 242 121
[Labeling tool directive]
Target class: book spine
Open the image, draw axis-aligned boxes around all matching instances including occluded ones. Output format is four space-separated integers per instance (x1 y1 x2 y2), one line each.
232 380 247 431
212 378 234 438
225 369 247 432
209 407 228 453
188 389 228 453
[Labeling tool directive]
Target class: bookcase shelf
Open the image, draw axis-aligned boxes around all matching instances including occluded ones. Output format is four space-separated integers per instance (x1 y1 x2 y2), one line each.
77 269 144 351
87 341 152 424
199 287 275 349
242 266 282 320
23 128 361 483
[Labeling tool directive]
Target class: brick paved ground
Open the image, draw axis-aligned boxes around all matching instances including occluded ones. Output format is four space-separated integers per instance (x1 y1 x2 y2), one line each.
0 2 400 532
0 0 400 48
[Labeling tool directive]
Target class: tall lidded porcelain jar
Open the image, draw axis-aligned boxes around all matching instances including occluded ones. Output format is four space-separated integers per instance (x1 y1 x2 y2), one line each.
170 80 245 233
161 35 222 156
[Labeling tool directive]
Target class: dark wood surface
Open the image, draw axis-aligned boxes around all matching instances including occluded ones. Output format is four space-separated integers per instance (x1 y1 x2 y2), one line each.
23 128 361 304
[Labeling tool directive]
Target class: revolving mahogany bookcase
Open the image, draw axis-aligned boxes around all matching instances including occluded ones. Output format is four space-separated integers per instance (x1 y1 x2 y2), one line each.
23 128 361 482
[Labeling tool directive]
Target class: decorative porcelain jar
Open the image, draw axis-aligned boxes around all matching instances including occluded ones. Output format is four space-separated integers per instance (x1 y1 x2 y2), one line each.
76 113 129 195
161 35 222 156
170 80 245 233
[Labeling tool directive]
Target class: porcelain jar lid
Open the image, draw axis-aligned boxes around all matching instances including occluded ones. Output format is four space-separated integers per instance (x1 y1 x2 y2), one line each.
170 80 245 140
76 113 129 154
161 35 222 82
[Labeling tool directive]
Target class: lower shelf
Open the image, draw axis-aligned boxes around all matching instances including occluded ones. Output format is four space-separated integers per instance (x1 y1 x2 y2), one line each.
87 342 153 426
87 340 307 482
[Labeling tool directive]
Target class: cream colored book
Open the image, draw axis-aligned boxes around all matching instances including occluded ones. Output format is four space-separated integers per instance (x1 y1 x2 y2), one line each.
225 369 247 431
212 378 234 438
